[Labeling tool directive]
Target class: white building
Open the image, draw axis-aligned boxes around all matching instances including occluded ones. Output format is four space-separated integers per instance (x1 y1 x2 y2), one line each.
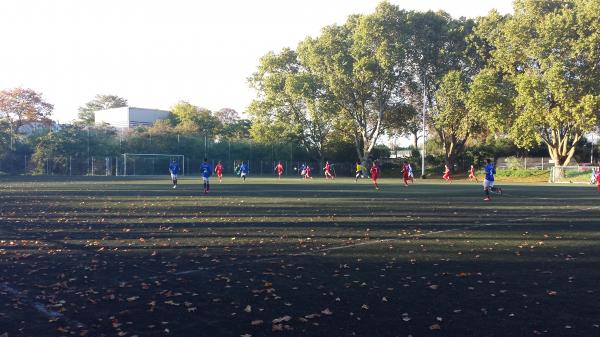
94 107 170 129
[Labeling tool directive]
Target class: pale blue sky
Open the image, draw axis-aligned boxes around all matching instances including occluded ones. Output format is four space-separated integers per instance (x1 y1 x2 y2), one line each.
0 0 512 122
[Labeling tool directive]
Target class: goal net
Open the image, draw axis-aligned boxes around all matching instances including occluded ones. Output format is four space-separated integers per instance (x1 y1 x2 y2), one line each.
122 153 185 176
549 165 597 184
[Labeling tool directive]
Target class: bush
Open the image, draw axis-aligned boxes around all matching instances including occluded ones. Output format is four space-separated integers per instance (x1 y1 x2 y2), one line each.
494 168 547 178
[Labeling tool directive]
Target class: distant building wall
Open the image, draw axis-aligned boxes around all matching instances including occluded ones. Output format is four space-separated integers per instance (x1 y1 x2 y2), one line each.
94 107 170 129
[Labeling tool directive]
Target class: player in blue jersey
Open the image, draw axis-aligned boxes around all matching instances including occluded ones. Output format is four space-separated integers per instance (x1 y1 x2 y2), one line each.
169 159 179 189
200 158 212 194
483 159 502 201
239 161 249 182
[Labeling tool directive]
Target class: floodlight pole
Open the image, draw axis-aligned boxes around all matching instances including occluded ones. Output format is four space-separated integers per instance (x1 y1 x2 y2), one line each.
421 82 427 178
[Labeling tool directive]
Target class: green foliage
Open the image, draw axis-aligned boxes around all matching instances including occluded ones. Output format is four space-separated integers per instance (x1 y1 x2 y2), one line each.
472 0 600 166
494 168 548 178
170 101 222 136
432 70 481 168
77 94 127 125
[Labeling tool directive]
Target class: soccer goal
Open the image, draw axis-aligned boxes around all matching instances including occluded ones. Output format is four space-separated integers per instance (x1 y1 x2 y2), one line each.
549 165 596 184
122 153 185 176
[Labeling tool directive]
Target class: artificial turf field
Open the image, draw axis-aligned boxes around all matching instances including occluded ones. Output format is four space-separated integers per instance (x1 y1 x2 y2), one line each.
1 176 599 337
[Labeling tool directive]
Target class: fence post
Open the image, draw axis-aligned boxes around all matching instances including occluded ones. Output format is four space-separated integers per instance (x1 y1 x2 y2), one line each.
91 157 94 176
69 156 72 176
542 157 544 170
524 157 527 170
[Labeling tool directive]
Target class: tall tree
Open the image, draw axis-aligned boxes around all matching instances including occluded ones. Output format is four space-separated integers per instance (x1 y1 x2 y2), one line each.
214 108 240 125
0 88 53 150
249 48 335 159
473 0 600 167
431 70 481 168
78 94 127 124
298 2 411 162
170 101 222 137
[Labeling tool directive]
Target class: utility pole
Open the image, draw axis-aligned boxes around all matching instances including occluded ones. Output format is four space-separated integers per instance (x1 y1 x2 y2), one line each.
421 81 427 178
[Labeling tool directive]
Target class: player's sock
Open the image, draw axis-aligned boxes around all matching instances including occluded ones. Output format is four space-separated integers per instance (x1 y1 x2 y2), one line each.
206 182 210 191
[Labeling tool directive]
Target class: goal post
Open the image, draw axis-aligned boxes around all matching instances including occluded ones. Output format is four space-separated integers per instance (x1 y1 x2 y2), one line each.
122 153 185 176
549 165 596 184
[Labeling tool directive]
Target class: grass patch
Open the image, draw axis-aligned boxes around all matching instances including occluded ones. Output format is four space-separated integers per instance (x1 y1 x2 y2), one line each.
0 177 599 337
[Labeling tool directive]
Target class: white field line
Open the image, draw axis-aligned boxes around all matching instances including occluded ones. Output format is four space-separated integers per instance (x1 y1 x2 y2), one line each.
176 205 600 270
283 205 600 257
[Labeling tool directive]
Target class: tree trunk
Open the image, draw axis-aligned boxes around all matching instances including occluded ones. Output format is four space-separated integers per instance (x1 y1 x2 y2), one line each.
412 132 419 149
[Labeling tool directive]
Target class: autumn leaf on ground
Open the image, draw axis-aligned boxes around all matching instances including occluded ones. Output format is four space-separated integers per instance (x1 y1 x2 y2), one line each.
272 316 291 324
321 308 333 315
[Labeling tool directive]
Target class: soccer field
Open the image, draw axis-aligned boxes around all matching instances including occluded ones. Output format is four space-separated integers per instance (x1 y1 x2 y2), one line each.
1 177 599 337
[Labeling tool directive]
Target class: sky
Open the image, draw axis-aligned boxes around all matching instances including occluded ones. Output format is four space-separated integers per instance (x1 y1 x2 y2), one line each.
0 0 513 123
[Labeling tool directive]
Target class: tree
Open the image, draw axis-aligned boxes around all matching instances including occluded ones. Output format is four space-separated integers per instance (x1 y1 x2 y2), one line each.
78 94 127 124
473 0 600 167
248 48 335 159
298 2 411 162
431 70 481 169
221 119 251 140
170 101 222 137
214 108 240 125
0 88 53 133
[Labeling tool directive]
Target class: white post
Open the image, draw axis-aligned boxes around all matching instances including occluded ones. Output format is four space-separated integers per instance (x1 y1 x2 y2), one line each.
421 82 427 178
123 154 127 176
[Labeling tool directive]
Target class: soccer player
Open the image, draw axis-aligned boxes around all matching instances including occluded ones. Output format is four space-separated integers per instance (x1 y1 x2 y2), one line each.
596 165 600 192
402 161 411 186
370 161 380 190
169 159 179 189
442 164 452 183
239 161 249 182
200 158 212 194
304 164 312 179
590 167 597 185
214 161 224 183
324 161 334 180
275 161 284 180
300 163 306 178
355 161 364 182
483 159 502 201
408 162 414 183
468 164 478 182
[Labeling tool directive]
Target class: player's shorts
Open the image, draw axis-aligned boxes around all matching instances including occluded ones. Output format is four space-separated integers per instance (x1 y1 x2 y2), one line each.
216 171 223 177
241 172 247 177
371 174 379 180
170 173 178 179
483 179 494 189
202 176 210 182
408 172 413 178
403 172 409 179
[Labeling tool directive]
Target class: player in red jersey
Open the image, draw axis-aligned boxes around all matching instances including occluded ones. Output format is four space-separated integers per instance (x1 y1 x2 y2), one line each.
304 165 313 179
214 161 224 183
401 161 410 186
596 165 600 192
468 164 478 182
275 161 284 180
442 164 452 183
324 161 334 180
370 161 380 190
